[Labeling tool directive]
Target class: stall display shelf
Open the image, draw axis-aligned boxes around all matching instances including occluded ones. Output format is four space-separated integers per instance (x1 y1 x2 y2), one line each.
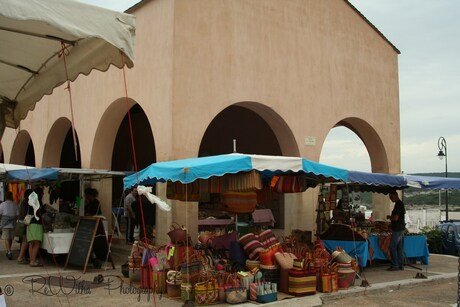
198 218 234 226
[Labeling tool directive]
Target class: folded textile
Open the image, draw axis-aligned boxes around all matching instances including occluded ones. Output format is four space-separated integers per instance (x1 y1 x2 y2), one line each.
252 209 275 227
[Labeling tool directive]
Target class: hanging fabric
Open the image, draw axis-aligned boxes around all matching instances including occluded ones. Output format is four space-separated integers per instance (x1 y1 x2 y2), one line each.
166 181 200 201
221 191 257 213
270 174 308 193
224 170 262 192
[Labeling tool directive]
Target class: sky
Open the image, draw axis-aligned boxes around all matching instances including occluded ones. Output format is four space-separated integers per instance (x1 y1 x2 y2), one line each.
80 0 460 174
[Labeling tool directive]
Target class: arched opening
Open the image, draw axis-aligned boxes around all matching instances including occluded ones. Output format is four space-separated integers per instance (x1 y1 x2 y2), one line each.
320 118 391 220
91 99 156 233
199 105 282 156
111 103 156 202
59 128 82 202
320 126 371 172
60 129 81 168
42 118 82 202
10 130 35 166
198 102 298 229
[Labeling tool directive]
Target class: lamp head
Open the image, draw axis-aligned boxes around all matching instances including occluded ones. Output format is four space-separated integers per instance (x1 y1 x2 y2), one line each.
437 150 445 160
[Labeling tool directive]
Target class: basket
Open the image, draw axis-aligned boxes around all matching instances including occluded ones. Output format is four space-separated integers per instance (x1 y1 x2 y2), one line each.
167 222 187 244
335 261 353 271
121 263 129 278
246 259 260 271
151 269 167 293
221 191 258 213
195 279 218 305
181 282 195 301
288 260 316 297
331 250 353 263
259 264 280 285
321 273 332 293
257 292 277 304
259 248 276 266
166 270 182 297
331 272 338 292
239 233 264 260
337 270 356 289
167 281 181 297
128 256 141 269
226 287 248 304
140 264 151 289
274 252 296 270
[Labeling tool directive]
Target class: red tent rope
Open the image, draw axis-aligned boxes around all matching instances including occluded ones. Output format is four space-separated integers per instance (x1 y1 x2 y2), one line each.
60 42 79 161
120 52 156 306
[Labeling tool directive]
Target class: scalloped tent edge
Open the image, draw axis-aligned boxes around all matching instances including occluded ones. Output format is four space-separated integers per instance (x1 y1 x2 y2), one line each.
0 0 136 132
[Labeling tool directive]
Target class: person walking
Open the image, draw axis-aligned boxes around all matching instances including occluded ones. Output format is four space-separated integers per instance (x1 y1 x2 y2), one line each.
386 190 406 271
17 189 33 264
84 188 102 216
132 194 156 242
0 191 19 260
27 187 46 267
124 187 137 244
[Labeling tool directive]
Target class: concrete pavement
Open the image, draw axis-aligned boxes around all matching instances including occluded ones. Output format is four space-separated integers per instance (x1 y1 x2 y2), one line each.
0 238 458 306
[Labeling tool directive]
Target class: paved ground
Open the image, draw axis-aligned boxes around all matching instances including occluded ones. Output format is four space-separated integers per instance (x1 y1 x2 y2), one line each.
0 238 458 306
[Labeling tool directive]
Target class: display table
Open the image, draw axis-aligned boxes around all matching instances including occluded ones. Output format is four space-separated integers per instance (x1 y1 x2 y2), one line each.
322 239 369 267
41 232 74 254
368 234 429 265
323 234 430 267
198 218 234 226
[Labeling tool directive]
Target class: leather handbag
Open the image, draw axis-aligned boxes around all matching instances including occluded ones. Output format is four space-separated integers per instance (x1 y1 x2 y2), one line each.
24 214 33 225
14 220 26 237
167 222 187 244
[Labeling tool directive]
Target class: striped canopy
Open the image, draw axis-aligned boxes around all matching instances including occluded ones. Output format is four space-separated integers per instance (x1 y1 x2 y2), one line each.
123 153 348 189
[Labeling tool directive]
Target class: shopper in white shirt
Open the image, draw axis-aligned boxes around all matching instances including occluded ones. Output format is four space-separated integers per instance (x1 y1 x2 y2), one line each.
0 191 19 260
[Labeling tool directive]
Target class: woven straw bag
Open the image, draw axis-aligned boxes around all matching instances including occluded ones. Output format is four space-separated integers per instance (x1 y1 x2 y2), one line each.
274 252 296 270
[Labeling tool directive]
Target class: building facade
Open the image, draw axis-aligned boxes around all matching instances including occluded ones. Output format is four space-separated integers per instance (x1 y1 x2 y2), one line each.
0 0 401 244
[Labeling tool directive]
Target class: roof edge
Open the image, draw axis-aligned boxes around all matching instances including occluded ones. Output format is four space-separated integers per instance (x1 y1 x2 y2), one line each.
344 0 401 55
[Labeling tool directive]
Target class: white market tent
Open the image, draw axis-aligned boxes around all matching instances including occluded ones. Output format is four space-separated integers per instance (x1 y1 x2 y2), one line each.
0 0 136 137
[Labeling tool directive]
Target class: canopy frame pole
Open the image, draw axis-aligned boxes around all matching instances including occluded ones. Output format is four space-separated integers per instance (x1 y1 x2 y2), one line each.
0 26 76 45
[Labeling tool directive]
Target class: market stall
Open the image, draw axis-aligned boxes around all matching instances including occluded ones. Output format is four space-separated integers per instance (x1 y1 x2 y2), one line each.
121 153 362 303
0 0 135 139
319 171 460 268
322 228 430 267
6 167 128 255
368 234 429 264
121 154 460 304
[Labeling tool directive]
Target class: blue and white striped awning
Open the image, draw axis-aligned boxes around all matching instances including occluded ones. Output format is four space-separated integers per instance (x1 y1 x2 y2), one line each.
123 153 348 189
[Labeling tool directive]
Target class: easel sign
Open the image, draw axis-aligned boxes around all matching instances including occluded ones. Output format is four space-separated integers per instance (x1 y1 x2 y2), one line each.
64 216 115 273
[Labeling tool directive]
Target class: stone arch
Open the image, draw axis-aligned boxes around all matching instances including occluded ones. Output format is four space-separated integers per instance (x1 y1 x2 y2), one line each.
198 101 299 229
335 117 390 173
199 101 299 157
90 97 138 170
234 101 300 156
42 117 81 167
91 98 155 215
91 98 156 170
10 130 35 166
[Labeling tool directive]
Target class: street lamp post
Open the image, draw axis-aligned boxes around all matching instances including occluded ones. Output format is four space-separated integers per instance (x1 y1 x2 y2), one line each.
437 137 448 220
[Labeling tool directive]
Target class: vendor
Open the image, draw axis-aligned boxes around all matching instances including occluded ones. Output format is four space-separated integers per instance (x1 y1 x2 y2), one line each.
84 188 102 216
333 199 348 224
132 194 155 241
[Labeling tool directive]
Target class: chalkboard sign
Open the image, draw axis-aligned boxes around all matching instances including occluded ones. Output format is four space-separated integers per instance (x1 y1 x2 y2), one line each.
65 217 114 273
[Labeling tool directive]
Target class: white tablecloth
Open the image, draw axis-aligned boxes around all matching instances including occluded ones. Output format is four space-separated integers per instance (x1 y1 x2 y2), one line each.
41 232 74 254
